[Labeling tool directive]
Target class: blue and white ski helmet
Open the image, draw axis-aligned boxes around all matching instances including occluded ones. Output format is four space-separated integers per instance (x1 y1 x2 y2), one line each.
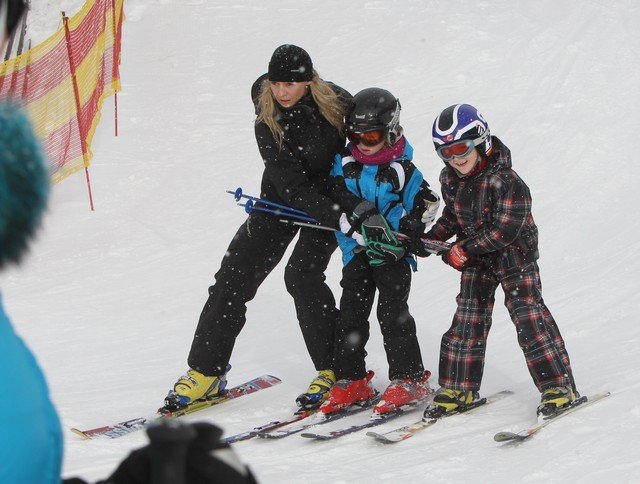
432 104 492 157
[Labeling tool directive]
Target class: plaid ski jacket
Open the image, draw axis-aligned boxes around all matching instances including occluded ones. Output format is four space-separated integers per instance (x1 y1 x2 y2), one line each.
426 136 539 272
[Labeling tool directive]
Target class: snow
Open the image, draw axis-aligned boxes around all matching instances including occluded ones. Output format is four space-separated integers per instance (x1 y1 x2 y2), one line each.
2 0 640 482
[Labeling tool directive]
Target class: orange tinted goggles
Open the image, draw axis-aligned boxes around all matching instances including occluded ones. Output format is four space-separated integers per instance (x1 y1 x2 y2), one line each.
436 139 476 161
347 129 386 147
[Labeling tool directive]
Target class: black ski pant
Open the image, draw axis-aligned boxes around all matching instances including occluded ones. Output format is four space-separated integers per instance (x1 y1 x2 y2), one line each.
188 211 339 376
333 254 425 381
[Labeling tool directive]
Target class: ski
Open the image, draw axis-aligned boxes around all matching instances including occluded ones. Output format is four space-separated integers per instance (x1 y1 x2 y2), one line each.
420 237 451 254
300 407 415 441
256 394 381 439
493 391 610 443
70 375 282 439
394 233 452 255
367 390 514 444
222 408 317 444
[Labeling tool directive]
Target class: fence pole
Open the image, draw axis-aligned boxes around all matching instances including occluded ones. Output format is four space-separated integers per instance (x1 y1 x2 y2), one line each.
111 0 118 136
16 0 29 56
62 11 95 211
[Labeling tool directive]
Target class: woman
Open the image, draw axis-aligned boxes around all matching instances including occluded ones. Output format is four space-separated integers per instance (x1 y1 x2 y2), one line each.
165 45 364 410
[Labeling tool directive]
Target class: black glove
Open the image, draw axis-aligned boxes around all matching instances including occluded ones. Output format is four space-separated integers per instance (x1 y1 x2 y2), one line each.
347 201 405 266
364 231 406 266
185 422 258 484
347 200 379 232
405 236 431 258
99 421 257 484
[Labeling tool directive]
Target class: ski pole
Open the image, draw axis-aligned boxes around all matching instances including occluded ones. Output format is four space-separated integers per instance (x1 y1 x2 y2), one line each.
227 187 309 216
240 199 318 223
279 219 338 232
283 220 451 255
394 232 452 254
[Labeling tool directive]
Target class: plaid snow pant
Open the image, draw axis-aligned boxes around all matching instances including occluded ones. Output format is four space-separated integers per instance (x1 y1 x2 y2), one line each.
334 254 425 381
438 261 575 393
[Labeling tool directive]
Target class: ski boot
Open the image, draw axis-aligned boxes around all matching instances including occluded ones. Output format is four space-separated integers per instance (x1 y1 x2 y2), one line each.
374 370 432 415
295 369 336 409
537 386 578 417
163 367 229 412
320 370 376 415
423 388 481 419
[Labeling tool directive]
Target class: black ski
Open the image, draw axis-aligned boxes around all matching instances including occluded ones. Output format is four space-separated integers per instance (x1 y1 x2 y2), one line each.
256 395 381 439
222 408 317 444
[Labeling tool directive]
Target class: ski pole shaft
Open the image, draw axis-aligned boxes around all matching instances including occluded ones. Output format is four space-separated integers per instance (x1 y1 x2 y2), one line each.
279 219 338 231
240 201 318 223
282 220 448 253
283 220 449 254
227 187 309 216
393 232 451 254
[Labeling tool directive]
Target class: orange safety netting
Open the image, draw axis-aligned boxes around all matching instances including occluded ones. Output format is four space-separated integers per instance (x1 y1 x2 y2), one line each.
0 0 124 184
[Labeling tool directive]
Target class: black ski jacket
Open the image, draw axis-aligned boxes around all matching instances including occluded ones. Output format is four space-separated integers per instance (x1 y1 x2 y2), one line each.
251 74 361 229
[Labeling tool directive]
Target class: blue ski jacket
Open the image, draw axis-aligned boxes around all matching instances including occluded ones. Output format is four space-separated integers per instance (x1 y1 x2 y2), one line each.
330 138 426 266
0 294 63 484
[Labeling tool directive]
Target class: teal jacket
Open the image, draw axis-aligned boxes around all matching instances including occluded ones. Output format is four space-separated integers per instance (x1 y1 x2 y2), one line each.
330 138 425 266
0 294 62 483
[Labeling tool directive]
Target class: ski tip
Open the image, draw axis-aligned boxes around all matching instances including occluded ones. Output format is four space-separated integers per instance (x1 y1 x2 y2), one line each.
69 428 91 440
365 431 396 443
263 374 282 384
493 431 520 442
369 435 402 444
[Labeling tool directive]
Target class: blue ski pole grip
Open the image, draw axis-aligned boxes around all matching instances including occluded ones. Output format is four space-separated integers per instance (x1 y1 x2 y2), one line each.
243 199 254 214
226 187 309 216
228 187 244 201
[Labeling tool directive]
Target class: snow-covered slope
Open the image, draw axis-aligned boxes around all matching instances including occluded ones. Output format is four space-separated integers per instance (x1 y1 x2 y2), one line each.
2 1 639 482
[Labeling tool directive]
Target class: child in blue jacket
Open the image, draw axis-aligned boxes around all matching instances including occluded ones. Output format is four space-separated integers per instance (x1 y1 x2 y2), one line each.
320 88 440 415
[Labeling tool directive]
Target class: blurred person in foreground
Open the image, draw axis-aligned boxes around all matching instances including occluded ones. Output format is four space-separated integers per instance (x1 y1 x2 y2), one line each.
0 3 257 482
0 1 62 482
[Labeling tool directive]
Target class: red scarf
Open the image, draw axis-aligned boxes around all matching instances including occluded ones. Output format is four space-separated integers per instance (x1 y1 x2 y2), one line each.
348 135 406 165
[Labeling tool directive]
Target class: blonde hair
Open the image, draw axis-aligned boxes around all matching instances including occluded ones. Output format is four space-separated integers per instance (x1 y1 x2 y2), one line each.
256 70 348 146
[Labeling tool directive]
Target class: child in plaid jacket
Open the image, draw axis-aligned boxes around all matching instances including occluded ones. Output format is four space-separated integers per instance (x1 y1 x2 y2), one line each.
423 103 579 417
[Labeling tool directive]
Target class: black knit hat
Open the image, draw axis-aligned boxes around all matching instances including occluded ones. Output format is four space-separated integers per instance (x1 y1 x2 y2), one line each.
268 44 313 82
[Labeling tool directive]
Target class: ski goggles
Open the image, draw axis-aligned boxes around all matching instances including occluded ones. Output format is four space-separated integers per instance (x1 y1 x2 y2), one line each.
436 136 485 162
346 128 386 147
